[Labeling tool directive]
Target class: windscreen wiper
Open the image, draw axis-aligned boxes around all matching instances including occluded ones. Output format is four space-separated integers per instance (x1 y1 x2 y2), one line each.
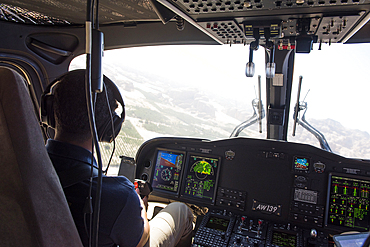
292 76 332 152
230 75 265 137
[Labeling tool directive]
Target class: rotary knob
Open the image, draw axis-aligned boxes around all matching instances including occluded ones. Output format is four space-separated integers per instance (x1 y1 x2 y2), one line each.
310 229 318 239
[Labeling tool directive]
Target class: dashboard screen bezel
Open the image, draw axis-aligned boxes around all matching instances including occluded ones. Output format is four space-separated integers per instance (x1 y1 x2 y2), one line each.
325 172 370 231
180 152 221 205
151 148 186 196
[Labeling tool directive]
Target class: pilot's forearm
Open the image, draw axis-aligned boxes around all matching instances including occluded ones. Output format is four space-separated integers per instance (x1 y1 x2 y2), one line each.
136 194 150 247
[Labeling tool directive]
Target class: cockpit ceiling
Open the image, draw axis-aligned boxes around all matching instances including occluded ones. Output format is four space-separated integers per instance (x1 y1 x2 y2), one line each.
1 0 370 44
2 0 370 25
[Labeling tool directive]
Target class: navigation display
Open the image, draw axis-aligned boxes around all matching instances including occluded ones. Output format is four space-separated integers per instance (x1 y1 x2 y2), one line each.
326 173 370 231
182 154 220 203
152 149 185 193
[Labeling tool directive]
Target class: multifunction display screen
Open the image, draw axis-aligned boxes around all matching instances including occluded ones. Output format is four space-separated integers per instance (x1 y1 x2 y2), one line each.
152 150 184 193
327 174 370 230
205 215 230 232
271 230 297 247
182 154 220 203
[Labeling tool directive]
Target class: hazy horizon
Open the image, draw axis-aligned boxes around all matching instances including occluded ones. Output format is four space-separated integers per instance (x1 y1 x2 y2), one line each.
70 43 370 161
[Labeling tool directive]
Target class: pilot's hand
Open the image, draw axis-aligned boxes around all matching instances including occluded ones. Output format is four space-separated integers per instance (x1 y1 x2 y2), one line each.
141 195 149 211
134 179 153 198
135 188 149 211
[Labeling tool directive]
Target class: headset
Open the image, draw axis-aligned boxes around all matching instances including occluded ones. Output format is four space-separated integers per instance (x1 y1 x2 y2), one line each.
40 71 125 143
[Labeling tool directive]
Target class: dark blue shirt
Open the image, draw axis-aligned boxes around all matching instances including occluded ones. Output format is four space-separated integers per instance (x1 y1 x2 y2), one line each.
46 139 143 247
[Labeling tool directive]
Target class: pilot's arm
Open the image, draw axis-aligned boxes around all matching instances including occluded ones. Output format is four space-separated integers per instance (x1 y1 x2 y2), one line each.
136 191 150 247
108 179 149 247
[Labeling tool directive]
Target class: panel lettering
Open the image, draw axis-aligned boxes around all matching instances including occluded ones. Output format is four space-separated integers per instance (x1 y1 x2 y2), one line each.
252 200 281 216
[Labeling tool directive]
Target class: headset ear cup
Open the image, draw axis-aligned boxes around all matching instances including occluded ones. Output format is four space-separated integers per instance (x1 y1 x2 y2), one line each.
41 94 56 129
97 75 125 143
113 115 124 138
97 113 123 143
97 117 111 142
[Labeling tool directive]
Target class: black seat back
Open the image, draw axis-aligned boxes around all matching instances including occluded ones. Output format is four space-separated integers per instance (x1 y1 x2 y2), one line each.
0 67 83 246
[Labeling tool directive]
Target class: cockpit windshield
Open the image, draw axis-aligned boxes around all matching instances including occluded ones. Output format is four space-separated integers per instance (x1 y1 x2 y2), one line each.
290 43 370 159
70 43 370 174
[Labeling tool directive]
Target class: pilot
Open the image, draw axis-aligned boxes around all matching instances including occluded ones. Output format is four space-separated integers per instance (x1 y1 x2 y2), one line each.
42 69 193 247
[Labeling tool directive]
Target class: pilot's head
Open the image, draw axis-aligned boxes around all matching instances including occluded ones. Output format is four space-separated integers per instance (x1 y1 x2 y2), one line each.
51 69 124 144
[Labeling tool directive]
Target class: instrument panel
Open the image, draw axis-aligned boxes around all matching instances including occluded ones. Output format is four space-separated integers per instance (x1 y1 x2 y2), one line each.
134 137 370 246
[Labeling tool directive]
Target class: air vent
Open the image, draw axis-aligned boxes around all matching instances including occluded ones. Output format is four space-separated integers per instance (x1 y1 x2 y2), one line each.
144 160 152 168
141 173 149 181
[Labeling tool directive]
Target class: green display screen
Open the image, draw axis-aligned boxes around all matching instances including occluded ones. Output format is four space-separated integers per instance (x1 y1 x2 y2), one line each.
205 215 229 232
327 174 370 230
271 230 297 247
182 154 219 202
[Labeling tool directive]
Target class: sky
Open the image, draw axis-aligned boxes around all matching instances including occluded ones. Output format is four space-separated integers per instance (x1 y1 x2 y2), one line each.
91 42 370 134
293 43 370 134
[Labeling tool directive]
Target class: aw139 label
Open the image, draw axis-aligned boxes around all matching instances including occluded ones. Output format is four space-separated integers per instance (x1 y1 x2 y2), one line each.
252 199 282 216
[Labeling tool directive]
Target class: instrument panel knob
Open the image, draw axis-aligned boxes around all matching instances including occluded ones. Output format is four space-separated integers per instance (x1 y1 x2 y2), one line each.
310 228 317 239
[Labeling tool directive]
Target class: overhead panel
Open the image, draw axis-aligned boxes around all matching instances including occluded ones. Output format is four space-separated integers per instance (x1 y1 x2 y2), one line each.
1 0 370 44
317 13 366 43
166 0 370 45
172 0 370 16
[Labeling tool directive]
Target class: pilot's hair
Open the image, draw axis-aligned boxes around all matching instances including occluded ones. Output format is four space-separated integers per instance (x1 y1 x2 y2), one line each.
53 69 118 142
